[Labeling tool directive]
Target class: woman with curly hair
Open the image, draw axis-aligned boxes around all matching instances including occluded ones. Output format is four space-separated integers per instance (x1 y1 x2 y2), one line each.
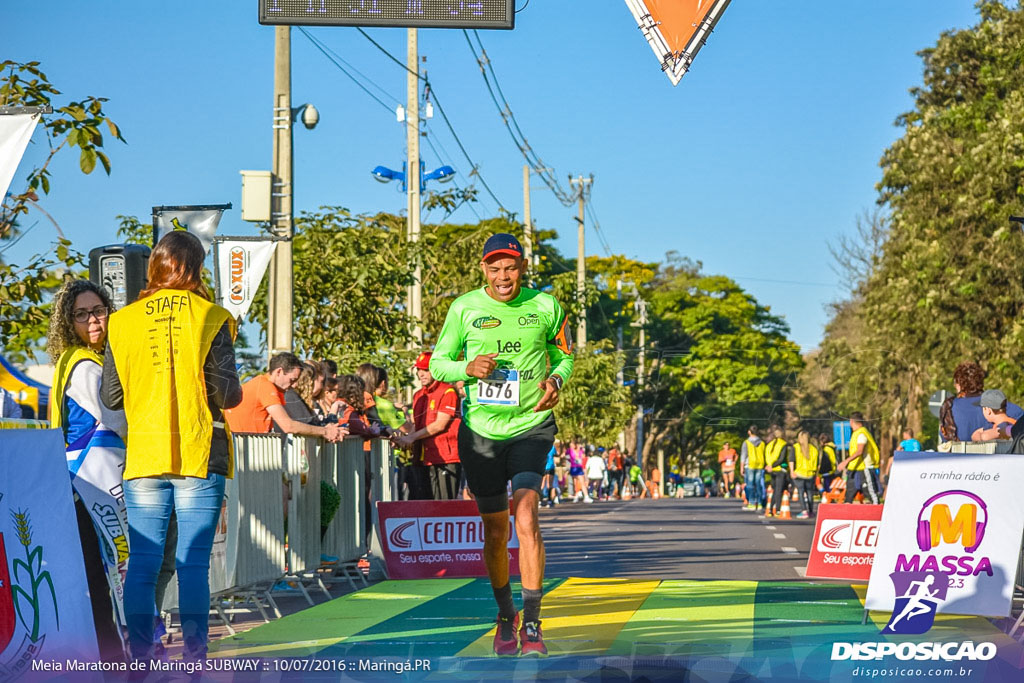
940 361 1023 442
47 278 129 661
101 231 242 663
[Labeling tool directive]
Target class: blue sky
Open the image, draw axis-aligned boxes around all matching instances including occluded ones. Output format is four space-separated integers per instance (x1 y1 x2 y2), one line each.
5 1 981 351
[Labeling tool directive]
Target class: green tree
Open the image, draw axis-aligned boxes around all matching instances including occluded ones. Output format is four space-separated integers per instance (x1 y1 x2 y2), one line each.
554 339 634 446
640 256 803 470
0 61 124 362
808 2 1024 452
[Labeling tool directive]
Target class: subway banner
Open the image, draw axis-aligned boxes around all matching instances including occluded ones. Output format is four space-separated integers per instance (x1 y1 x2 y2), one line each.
0 429 99 676
376 500 519 580
866 451 1024 618
806 503 882 582
213 238 277 320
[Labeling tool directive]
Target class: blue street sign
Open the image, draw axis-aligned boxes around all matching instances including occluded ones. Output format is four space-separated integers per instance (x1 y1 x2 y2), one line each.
833 421 852 451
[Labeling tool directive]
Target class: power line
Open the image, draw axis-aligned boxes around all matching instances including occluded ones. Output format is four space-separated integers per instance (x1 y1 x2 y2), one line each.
464 30 575 208
298 28 397 115
583 197 612 256
355 27 507 211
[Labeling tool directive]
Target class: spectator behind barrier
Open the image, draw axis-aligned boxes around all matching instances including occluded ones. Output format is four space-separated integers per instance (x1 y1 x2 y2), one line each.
394 352 462 501
101 231 242 663
970 389 1017 441
225 353 344 441
940 361 1023 442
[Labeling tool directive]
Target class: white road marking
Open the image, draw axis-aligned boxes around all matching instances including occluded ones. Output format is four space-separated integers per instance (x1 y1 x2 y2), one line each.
773 533 786 540
781 546 798 554
794 567 807 577
766 526 777 530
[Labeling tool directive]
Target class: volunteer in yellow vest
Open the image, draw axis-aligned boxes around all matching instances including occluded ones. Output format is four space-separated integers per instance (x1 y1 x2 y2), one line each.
837 412 880 504
47 279 129 661
792 430 820 519
818 432 838 494
742 425 767 511
764 426 791 518
101 231 242 663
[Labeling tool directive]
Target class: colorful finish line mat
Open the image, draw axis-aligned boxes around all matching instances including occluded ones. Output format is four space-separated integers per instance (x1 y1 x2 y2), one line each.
210 578 1024 682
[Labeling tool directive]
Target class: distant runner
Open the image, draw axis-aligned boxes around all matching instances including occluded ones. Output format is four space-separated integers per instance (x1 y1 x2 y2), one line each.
430 233 574 657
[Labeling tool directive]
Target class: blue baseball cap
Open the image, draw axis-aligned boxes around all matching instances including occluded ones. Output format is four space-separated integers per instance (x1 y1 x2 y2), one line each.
482 233 524 261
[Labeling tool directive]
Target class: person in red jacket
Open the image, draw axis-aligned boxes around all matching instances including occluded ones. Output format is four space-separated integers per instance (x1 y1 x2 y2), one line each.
394 352 462 500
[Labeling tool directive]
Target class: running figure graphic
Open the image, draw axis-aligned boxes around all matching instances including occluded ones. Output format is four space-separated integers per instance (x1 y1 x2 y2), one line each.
888 575 940 629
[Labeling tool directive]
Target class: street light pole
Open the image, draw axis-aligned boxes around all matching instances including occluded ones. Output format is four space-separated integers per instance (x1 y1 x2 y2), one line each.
269 25 293 357
407 28 423 346
634 297 649 488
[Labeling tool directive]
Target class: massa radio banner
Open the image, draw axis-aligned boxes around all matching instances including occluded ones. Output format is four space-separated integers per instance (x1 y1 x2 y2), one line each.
865 450 1024 617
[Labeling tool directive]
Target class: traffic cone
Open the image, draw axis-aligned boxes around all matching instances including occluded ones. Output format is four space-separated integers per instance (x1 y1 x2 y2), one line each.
622 483 632 500
778 490 792 520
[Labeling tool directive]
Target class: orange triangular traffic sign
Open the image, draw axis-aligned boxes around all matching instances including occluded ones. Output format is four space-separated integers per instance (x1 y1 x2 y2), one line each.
624 0 732 86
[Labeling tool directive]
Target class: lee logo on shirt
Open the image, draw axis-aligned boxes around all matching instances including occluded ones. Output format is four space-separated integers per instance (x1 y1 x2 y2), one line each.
472 316 502 329
495 340 522 354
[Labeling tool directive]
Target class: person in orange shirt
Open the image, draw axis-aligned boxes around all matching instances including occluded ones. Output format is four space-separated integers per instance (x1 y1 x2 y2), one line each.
718 442 738 499
225 352 344 441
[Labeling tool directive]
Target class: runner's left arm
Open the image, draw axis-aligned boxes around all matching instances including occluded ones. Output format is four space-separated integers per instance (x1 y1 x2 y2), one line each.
545 305 574 385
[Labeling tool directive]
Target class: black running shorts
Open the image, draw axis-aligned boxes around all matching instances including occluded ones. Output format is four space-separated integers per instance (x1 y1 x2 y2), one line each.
458 415 558 514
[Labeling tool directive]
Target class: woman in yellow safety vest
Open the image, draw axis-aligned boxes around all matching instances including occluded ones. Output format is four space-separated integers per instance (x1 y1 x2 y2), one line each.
47 279 128 661
101 231 242 662
792 430 820 519
764 426 791 518
837 412 881 504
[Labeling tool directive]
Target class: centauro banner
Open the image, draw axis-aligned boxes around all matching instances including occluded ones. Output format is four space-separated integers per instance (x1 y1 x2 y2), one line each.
865 450 1024 618
0 429 99 676
152 204 231 254
623 0 732 86
213 238 277 320
0 113 40 202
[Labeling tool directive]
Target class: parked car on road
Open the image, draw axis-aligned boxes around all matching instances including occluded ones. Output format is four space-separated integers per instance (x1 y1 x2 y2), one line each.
681 477 705 498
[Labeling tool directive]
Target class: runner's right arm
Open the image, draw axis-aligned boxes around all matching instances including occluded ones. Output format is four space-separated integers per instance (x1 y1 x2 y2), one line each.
430 303 471 383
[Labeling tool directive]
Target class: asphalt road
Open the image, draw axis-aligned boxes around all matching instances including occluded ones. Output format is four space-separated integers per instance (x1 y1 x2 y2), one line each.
540 496 818 581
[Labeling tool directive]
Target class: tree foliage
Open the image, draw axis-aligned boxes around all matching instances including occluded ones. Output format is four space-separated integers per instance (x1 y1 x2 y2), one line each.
806 1 1024 452
0 61 122 362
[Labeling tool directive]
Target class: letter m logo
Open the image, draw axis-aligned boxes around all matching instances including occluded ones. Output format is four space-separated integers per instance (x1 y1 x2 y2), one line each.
929 503 976 549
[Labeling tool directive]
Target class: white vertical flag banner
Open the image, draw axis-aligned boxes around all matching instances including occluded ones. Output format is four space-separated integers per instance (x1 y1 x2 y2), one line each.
215 239 277 320
0 113 40 201
152 204 231 254
0 429 100 674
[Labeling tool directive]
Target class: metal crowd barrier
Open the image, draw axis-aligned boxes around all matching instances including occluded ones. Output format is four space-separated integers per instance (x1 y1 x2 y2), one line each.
159 433 392 625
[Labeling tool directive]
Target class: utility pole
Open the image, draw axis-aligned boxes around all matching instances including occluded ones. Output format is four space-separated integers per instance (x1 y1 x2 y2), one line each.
633 297 649 487
268 26 293 357
616 279 624 386
407 28 423 346
569 175 592 348
522 164 533 280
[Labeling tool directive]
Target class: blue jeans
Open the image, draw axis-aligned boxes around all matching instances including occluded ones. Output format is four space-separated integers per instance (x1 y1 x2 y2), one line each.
751 469 766 507
124 474 225 661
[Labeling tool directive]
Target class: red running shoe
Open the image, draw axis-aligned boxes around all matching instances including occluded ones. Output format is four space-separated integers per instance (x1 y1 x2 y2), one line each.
493 612 519 656
519 620 548 657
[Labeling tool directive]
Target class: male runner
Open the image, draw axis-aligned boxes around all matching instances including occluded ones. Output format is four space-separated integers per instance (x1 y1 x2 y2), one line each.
430 233 573 657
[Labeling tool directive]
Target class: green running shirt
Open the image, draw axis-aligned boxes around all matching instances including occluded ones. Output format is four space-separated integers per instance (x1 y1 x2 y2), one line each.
430 286 574 440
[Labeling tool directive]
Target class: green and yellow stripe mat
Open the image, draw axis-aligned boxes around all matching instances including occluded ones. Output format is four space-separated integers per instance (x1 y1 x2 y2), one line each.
210 579 1023 682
